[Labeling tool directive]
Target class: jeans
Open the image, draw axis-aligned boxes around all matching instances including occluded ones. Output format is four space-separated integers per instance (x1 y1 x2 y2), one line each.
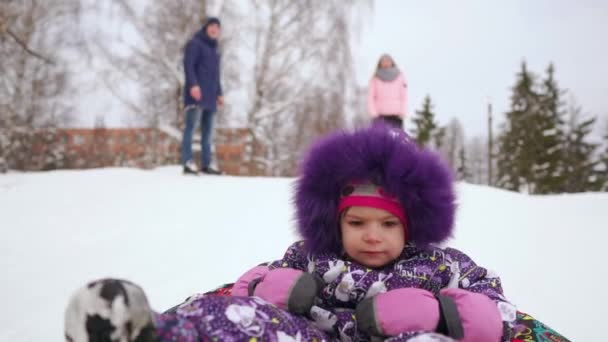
181 106 215 168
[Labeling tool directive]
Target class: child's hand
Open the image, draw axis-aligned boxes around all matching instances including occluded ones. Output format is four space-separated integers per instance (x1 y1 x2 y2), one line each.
355 288 502 342
439 288 502 341
253 268 324 315
356 288 440 336
232 265 269 297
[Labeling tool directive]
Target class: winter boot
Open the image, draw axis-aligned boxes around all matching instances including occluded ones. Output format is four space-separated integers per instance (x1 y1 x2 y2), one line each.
183 160 199 175
201 166 222 175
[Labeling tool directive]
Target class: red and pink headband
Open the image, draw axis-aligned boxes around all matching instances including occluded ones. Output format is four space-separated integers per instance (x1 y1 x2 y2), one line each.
338 181 408 229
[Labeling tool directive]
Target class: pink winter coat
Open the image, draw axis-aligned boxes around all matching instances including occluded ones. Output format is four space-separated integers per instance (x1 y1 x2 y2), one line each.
368 73 407 118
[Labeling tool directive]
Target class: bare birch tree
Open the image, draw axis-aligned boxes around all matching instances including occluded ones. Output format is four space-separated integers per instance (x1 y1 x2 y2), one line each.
1 0 81 169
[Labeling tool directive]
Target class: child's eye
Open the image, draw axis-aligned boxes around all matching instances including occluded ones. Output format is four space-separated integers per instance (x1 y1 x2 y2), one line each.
348 220 363 227
383 221 400 228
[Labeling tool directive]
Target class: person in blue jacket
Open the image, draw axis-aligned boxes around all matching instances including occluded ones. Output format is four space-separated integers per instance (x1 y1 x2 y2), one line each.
182 17 223 175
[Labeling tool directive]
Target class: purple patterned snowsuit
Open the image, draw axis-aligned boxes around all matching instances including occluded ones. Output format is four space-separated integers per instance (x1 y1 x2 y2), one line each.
154 241 517 341
154 125 516 341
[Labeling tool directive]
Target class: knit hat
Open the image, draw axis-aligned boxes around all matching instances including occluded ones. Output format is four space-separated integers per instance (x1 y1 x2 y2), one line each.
338 181 408 231
294 123 455 254
204 17 221 28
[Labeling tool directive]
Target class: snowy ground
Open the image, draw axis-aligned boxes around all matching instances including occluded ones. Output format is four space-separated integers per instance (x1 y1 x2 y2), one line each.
0 167 605 341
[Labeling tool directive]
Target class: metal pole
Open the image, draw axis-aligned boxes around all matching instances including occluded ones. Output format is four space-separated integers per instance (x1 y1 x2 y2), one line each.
488 101 493 186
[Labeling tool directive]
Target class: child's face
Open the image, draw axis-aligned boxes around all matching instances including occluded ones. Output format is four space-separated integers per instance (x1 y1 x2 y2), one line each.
340 206 405 268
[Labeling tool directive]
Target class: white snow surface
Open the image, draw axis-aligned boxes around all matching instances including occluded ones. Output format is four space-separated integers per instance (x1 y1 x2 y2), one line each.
0 167 605 341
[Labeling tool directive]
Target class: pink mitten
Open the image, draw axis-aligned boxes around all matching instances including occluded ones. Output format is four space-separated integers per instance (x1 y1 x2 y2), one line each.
254 268 323 314
232 265 270 297
356 288 441 336
234 267 323 315
356 287 502 342
440 288 502 342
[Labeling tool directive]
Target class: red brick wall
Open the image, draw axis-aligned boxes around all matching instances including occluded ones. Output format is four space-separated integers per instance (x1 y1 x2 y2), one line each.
8 127 251 175
214 128 251 175
59 128 180 169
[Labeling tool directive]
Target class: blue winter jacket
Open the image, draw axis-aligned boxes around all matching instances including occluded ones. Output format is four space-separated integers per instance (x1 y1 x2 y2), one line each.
183 27 222 111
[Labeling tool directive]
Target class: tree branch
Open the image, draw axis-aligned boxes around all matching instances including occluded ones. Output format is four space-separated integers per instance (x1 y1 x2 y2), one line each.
6 28 55 65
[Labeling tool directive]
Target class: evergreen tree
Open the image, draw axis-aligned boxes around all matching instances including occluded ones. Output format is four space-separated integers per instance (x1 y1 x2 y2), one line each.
561 107 602 192
497 62 570 194
496 62 540 192
600 122 608 191
534 64 567 194
434 126 446 152
410 95 438 148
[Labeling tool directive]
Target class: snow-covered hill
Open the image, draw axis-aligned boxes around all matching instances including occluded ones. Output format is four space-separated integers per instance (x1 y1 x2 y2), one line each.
1 167 605 341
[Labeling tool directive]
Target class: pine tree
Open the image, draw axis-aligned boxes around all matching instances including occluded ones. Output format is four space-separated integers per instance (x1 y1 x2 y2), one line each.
600 122 608 191
434 126 446 152
496 62 540 192
410 95 438 148
533 64 567 194
561 106 601 192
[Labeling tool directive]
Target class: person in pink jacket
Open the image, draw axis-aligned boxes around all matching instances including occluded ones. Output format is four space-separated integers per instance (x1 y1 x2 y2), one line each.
368 54 408 128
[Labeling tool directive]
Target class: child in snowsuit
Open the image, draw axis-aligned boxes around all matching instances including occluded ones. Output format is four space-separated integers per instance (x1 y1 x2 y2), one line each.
66 124 527 341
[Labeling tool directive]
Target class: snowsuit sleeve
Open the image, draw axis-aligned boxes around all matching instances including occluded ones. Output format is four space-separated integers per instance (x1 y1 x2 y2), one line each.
444 247 509 303
444 247 517 340
368 78 379 117
231 241 312 299
183 39 199 89
267 241 309 271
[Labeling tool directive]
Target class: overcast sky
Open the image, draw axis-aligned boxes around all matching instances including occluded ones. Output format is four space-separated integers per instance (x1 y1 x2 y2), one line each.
355 0 608 137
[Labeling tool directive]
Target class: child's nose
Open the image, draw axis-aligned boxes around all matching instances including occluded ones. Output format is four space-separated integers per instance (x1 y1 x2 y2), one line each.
363 225 382 243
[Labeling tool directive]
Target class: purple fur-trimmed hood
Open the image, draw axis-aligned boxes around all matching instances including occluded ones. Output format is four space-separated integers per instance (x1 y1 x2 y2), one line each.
294 124 456 254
